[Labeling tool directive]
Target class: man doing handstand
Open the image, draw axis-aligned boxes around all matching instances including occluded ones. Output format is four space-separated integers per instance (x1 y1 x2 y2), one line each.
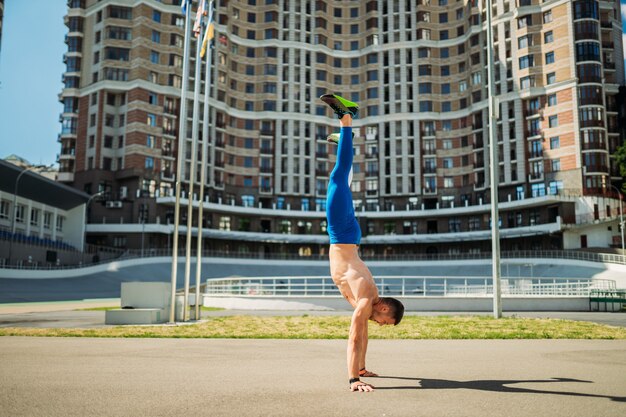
321 94 405 393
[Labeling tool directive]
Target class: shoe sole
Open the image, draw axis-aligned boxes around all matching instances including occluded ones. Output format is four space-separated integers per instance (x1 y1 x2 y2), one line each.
320 94 359 117
326 132 355 145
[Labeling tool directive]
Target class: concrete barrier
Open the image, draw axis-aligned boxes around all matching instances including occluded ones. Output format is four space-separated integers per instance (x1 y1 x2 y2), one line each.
105 282 171 325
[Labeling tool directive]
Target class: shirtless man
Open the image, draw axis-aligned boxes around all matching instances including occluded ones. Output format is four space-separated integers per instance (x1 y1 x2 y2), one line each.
321 94 405 393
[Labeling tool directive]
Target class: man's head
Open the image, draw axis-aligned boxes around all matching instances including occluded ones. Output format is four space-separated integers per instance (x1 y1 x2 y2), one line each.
370 297 405 326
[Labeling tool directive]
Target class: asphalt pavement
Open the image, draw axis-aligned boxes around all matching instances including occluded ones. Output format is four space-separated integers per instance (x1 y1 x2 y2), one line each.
1 337 625 417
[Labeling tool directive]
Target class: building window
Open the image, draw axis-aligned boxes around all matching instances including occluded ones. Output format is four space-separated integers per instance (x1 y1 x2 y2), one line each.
147 135 155 148
448 218 461 233
147 114 157 126
518 15 532 29
548 94 557 106
544 31 553 43
545 51 555 64
242 195 254 207
520 76 534 89
519 55 534 69
548 115 558 128
152 10 161 22
546 72 556 85
219 216 231 231
550 136 560 149
145 157 154 170
518 35 532 49
150 51 159 64
56 216 64 232
0 200 9 219
444 177 454 188
551 159 561 172
43 212 52 229
543 10 553 23
279 220 291 234
152 30 160 43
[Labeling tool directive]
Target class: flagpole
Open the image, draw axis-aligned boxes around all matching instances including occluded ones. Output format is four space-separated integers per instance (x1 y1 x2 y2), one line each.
194 0 214 321
485 0 502 318
183 4 205 322
169 0 193 324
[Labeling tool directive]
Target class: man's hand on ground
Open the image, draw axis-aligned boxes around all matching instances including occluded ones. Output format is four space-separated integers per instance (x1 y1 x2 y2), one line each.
350 381 375 392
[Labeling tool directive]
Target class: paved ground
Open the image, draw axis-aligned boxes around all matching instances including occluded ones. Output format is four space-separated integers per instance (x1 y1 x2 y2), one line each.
0 337 625 417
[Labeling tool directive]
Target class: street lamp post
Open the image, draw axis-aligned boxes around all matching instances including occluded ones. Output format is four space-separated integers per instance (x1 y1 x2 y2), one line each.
83 191 105 260
608 184 625 254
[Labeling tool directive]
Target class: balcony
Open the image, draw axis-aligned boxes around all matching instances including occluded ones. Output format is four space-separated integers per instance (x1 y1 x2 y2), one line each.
164 105 179 115
365 170 378 177
584 165 609 174
260 166 273 174
59 148 76 160
260 146 273 154
57 172 74 182
528 172 543 181
528 150 543 159
582 141 607 151
600 21 612 29
423 147 436 155
423 166 437 174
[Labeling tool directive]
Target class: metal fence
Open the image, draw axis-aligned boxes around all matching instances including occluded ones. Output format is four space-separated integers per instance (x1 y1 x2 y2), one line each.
205 276 617 298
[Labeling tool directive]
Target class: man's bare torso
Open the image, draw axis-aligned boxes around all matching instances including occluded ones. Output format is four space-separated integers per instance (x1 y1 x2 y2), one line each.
330 244 379 307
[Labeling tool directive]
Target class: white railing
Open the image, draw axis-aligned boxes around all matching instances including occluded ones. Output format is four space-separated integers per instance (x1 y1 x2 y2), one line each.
205 276 617 298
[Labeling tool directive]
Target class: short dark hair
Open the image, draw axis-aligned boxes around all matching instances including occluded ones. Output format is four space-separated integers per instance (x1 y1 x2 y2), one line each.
380 297 404 326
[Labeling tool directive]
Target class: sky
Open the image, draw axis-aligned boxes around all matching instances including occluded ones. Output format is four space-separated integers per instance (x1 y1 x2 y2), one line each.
0 1 625 167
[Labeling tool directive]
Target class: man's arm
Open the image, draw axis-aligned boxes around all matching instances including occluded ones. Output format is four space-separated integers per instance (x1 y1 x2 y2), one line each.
347 299 374 392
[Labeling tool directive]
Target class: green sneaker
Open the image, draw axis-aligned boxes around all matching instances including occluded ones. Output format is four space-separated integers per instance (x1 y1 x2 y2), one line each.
320 94 359 118
326 132 355 145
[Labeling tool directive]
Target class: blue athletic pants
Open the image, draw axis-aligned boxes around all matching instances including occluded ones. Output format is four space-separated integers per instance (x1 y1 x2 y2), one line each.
326 127 361 244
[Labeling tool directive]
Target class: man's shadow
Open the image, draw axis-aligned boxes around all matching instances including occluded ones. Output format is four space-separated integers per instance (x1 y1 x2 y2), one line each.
374 376 626 402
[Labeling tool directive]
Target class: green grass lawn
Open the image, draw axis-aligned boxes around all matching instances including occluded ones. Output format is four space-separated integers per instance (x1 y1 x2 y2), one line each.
1 315 626 339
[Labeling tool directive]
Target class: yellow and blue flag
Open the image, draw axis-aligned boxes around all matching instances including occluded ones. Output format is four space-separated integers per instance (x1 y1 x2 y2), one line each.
200 1 215 58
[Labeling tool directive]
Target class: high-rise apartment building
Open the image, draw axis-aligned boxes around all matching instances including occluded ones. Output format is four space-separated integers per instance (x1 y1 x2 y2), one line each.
59 0 625 257
0 0 4 53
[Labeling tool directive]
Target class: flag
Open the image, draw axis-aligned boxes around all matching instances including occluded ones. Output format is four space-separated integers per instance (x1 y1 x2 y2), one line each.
200 1 215 58
181 0 191 15
193 0 207 37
